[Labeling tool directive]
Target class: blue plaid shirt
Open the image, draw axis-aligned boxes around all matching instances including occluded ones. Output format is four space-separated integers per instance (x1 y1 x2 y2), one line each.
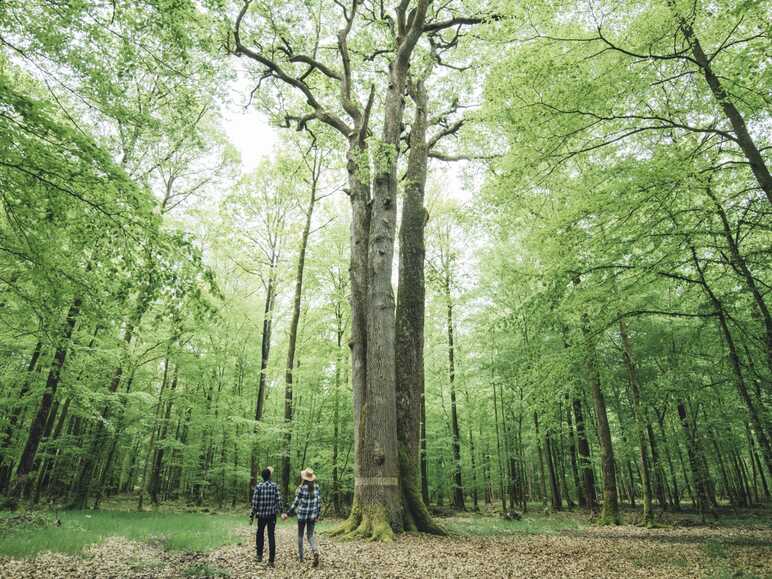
288 483 321 522
251 480 282 518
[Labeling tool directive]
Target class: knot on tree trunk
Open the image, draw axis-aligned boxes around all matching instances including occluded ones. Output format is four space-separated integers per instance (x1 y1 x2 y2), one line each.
374 444 385 465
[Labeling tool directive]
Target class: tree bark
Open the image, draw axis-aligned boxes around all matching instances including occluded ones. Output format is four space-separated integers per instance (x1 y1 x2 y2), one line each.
444 270 465 511
580 311 619 524
70 312 144 509
690 247 772 477
0 340 43 492
280 154 318 501
335 2 431 540
150 366 178 505
677 400 717 520
573 397 597 510
250 245 279 491
705 185 772 379
12 297 81 500
669 6 772 203
565 395 584 507
619 318 655 525
395 77 443 533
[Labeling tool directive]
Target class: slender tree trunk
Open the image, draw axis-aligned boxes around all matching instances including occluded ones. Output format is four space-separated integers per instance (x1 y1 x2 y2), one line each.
647 423 669 509
691 247 772 476
556 405 574 509
332 297 344 516
582 314 620 525
0 340 44 492
466 393 479 512
492 374 507 513
565 395 584 507
706 186 772 375
150 366 178 505
71 288 149 509
668 6 772 203
677 400 717 521
580 311 619 524
619 318 655 525
281 161 317 501
250 250 278 491
12 297 81 500
544 430 562 511
420 395 430 506
533 412 548 507
444 271 465 511
657 411 681 510
573 397 597 510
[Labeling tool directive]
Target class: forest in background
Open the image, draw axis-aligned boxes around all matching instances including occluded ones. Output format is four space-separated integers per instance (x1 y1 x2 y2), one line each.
0 0 769 544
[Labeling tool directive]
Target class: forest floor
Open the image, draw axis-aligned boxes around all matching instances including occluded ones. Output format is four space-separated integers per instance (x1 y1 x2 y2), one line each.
0 508 770 578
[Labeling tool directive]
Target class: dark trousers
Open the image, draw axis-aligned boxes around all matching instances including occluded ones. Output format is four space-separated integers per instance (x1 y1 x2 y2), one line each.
256 515 276 562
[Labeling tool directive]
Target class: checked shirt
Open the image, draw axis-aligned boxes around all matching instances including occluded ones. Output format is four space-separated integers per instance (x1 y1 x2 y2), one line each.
251 480 282 518
288 484 321 522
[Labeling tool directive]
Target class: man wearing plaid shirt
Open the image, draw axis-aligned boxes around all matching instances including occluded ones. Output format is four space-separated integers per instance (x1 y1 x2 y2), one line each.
250 466 282 567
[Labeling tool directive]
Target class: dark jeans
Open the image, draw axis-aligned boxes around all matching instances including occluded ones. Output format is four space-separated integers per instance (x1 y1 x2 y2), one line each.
297 519 318 560
256 515 276 562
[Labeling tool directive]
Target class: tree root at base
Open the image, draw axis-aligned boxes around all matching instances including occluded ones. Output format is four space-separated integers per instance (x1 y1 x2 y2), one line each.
328 505 395 542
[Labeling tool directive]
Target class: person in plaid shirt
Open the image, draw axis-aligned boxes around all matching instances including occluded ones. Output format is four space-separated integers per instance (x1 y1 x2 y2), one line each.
250 466 282 567
282 467 321 567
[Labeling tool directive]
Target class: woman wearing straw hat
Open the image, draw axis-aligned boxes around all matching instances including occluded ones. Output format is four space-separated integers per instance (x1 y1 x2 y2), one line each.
282 467 322 567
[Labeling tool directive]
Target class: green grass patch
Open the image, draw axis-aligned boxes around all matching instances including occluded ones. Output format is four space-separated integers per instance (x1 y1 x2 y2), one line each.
443 512 586 536
182 563 231 577
703 539 729 560
0 510 245 558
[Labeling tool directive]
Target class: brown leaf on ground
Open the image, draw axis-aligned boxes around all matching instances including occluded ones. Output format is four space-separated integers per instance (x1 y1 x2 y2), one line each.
1 523 770 578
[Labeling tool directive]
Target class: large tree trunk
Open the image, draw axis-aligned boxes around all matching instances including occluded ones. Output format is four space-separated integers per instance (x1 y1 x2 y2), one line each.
12 297 81 501
395 78 443 533
280 157 318 501
334 2 431 541
580 312 620 524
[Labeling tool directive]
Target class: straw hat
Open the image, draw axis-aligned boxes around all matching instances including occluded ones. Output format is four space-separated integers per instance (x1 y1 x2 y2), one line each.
300 468 316 482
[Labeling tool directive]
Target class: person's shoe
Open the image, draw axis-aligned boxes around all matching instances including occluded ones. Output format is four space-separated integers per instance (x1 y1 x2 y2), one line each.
313 553 319 568
256 556 262 563
267 561 275 568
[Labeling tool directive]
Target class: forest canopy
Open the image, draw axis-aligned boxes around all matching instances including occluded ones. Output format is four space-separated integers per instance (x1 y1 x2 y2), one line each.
0 0 769 564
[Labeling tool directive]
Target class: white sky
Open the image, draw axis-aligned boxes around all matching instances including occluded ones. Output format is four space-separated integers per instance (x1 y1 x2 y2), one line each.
221 70 279 173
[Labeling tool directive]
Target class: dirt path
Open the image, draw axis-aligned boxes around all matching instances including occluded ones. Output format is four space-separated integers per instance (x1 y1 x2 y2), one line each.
1 523 770 578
